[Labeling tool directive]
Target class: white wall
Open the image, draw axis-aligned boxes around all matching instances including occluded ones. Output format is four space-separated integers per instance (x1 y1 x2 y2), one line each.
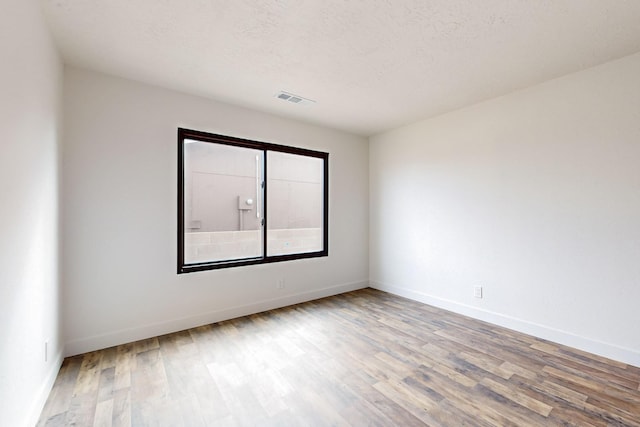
370 52 640 367
62 67 369 355
0 1 63 425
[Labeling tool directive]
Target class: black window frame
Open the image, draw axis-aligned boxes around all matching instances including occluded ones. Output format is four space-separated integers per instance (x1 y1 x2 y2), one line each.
178 127 329 273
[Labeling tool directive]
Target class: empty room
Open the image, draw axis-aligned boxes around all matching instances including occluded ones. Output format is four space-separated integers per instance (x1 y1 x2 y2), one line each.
2 0 640 426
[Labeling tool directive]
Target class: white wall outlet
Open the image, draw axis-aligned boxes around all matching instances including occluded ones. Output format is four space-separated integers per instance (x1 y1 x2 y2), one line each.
474 286 483 299
277 279 285 289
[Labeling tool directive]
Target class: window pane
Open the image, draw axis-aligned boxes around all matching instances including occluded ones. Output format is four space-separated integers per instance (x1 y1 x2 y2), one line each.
183 140 263 264
267 151 324 256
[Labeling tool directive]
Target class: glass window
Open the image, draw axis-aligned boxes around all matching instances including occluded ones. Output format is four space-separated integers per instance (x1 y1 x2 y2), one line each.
178 128 328 273
267 151 324 257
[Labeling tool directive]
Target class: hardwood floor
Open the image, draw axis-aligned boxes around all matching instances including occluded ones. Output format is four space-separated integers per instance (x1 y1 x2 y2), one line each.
38 288 640 426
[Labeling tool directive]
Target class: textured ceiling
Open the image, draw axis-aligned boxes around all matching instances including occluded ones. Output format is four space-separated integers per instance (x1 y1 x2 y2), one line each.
41 0 640 136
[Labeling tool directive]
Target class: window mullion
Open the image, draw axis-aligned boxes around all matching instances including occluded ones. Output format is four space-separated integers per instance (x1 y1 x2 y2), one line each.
262 149 268 260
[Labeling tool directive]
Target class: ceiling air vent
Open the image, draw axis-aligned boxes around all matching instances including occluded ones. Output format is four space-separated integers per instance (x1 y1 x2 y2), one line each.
275 91 315 106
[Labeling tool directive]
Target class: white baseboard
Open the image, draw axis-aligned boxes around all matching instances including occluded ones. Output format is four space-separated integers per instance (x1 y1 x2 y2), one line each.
370 280 640 368
26 348 65 427
65 280 368 357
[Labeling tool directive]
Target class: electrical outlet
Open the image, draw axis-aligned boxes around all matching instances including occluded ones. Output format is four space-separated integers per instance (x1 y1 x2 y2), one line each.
44 340 49 362
474 286 483 299
276 279 285 289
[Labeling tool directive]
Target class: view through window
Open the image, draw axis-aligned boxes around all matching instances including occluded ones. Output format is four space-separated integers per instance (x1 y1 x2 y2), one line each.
178 128 328 273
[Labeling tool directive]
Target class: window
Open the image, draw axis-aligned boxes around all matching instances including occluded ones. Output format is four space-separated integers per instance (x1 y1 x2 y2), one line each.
178 128 328 273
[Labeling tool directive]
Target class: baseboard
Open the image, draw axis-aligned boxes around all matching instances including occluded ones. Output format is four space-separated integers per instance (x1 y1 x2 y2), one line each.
370 280 640 368
26 348 65 427
65 280 368 357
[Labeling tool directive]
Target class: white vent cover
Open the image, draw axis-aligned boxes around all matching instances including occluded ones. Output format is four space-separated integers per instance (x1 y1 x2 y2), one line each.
275 91 316 106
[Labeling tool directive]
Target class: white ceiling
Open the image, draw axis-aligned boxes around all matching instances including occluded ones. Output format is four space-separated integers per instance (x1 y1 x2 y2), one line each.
41 0 640 136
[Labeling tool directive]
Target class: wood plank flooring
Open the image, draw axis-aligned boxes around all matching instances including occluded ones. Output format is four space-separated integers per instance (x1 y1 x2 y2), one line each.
38 288 640 426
